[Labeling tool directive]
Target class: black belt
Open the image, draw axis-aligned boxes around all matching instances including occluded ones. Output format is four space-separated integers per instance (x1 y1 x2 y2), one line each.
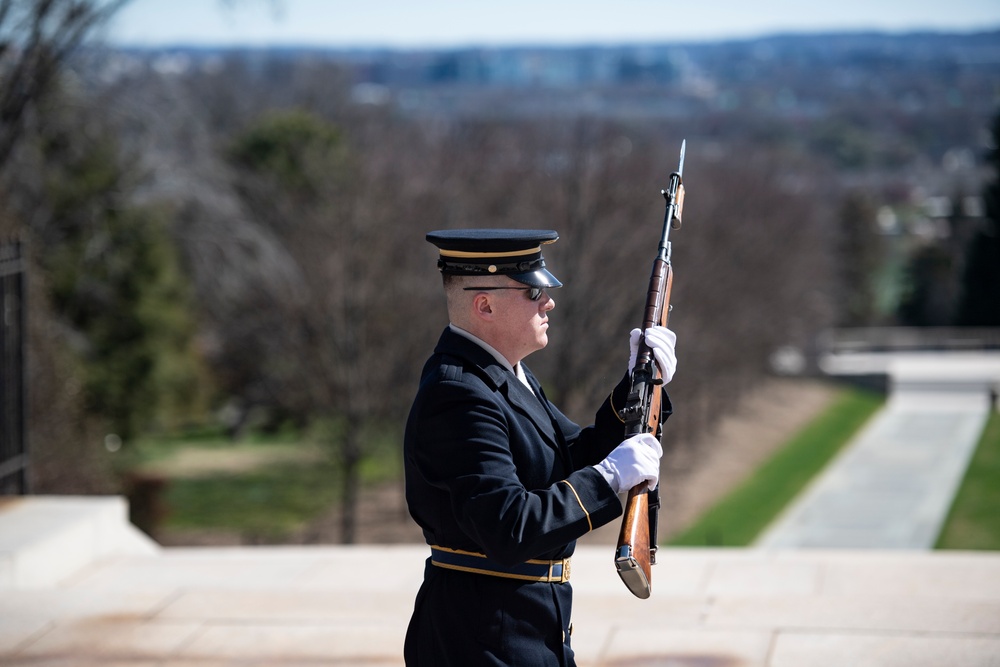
430 545 571 583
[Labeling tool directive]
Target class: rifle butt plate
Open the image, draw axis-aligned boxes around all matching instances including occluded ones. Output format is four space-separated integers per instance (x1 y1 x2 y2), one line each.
615 545 651 599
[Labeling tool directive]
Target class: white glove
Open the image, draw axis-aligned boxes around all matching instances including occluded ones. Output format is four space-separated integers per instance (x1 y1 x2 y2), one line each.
627 326 677 384
593 432 663 494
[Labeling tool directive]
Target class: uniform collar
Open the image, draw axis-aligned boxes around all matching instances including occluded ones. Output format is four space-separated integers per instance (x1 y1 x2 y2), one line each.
448 324 534 395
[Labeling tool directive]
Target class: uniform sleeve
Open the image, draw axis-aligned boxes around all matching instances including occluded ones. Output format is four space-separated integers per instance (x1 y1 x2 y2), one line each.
545 373 631 469
553 373 674 469
409 378 622 566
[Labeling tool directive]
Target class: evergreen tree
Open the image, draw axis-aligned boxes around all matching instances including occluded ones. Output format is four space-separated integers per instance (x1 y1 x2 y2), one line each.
27 93 205 442
836 191 884 326
956 111 1000 326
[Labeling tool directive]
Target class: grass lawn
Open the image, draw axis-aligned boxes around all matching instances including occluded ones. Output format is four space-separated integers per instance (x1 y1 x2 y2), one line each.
162 462 339 541
668 386 884 547
124 425 401 542
935 409 1000 550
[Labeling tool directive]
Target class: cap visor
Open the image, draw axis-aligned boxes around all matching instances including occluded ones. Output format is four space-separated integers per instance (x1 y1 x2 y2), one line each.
511 268 562 289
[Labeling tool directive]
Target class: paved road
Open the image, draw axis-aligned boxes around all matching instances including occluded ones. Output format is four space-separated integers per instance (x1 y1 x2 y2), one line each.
757 352 1000 549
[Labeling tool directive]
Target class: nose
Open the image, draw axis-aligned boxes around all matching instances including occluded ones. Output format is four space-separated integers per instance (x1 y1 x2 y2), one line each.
542 291 555 311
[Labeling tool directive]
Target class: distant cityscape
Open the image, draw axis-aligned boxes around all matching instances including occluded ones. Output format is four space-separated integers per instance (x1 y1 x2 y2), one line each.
107 29 1000 135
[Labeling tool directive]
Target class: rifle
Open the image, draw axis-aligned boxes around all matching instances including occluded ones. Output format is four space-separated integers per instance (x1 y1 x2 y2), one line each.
614 141 686 599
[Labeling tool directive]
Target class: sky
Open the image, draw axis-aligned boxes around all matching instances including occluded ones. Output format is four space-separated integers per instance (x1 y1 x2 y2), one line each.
107 0 1000 49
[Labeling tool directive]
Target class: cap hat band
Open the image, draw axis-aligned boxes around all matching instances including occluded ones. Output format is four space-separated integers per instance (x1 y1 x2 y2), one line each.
437 257 545 273
438 246 542 259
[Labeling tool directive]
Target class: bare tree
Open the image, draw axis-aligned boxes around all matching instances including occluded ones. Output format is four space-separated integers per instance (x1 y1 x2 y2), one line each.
525 121 673 418
223 109 444 542
0 0 129 171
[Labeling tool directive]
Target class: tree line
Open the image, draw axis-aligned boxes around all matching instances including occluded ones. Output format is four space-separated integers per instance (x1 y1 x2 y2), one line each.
2 0 997 541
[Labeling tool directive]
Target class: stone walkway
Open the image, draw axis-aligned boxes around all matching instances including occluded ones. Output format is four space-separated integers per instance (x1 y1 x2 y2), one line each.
2 495 1000 666
3 542 1000 666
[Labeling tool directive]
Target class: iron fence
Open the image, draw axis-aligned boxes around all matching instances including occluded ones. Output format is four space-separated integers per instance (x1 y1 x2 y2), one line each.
0 240 27 494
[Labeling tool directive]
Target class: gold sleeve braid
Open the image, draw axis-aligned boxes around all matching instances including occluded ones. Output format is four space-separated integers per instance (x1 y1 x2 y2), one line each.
609 391 626 423
560 480 593 532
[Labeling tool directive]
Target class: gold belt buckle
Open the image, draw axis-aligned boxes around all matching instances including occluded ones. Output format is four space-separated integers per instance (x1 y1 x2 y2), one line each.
559 558 571 583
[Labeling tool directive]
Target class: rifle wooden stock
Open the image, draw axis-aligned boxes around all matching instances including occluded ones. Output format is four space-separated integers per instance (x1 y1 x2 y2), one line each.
615 486 651 598
614 141 685 599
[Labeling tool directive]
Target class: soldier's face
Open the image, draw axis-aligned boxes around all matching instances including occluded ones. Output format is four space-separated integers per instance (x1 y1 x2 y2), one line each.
494 282 555 362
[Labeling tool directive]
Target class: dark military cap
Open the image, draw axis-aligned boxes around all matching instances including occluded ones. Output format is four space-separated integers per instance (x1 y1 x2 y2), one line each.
426 229 562 288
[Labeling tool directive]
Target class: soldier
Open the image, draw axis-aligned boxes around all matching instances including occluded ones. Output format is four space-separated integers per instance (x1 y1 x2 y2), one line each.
404 229 676 666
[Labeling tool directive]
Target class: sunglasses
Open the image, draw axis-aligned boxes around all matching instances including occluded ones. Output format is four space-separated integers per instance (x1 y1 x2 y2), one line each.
463 286 545 301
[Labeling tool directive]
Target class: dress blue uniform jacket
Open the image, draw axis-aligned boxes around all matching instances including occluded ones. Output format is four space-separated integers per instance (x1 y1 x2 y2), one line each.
404 327 657 666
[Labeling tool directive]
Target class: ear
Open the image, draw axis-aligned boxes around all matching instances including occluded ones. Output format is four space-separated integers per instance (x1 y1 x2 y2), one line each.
472 293 494 321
